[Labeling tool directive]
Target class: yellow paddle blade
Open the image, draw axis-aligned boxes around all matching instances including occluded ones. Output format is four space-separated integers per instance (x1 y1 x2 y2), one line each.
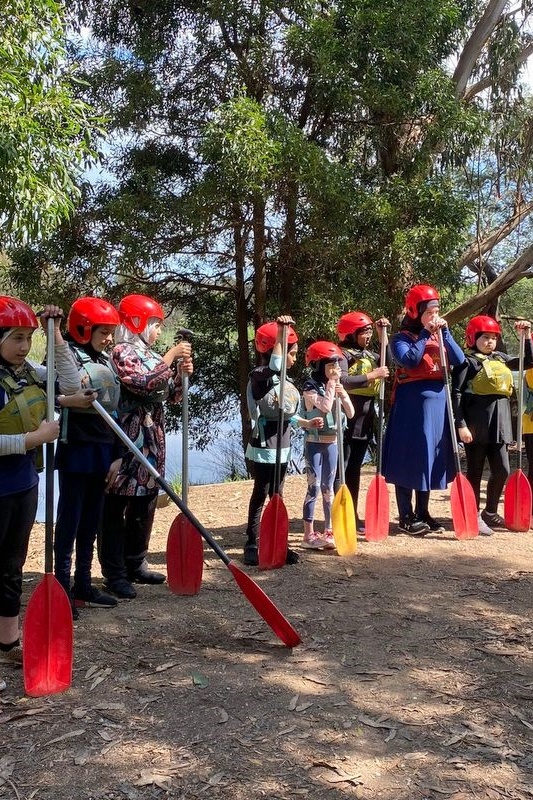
331 485 357 556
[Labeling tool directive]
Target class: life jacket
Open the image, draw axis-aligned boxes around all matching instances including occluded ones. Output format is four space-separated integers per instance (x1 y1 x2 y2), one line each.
0 362 46 469
343 348 379 397
394 333 444 384
524 378 533 418
117 346 170 412
246 373 300 447
465 350 513 397
301 378 337 438
70 343 121 413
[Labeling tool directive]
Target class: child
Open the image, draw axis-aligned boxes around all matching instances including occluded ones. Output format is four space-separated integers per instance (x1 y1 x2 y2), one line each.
0 297 81 677
336 311 390 526
54 297 123 619
98 294 193 599
452 315 532 535
301 341 354 549
382 285 465 534
243 316 322 566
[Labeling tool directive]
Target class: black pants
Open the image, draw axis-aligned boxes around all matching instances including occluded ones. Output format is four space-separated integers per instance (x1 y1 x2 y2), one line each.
338 437 369 512
395 486 430 521
464 441 509 512
525 433 533 507
0 486 38 617
98 493 158 582
245 462 288 544
54 471 106 597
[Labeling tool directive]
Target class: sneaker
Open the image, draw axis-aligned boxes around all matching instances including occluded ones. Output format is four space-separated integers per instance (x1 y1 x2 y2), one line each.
398 515 430 535
128 562 165 584
0 644 23 666
301 532 325 549
478 512 494 537
321 530 336 549
415 513 445 532
74 586 118 609
103 579 137 599
481 510 506 529
243 542 258 566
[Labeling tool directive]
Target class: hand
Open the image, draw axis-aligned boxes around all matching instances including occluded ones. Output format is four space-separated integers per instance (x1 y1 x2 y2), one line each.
368 366 389 380
458 426 473 444
334 382 346 396
105 458 122 491
39 305 64 330
58 388 97 409
276 314 295 326
25 420 60 449
309 417 324 429
169 341 192 362
514 320 531 336
424 317 447 333
180 357 194 376
376 317 390 328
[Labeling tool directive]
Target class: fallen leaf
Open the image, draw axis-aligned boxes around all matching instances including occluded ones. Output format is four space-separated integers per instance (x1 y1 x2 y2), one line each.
358 713 396 730
208 771 225 785
288 694 299 711
155 662 179 673
217 708 229 724
192 672 209 688
295 702 313 713
44 729 86 746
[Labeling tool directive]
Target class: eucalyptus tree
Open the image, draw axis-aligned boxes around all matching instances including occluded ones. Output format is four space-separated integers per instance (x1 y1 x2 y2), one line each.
11 0 533 447
0 0 101 245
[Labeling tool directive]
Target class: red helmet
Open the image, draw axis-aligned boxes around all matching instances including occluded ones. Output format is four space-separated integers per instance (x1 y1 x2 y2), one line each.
305 341 344 366
336 311 373 339
67 297 120 344
465 315 501 348
405 284 440 319
254 321 298 353
0 296 38 329
118 294 165 334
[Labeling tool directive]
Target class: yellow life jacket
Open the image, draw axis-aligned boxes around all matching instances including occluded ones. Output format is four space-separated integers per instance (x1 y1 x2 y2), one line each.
0 364 47 435
345 349 379 397
467 351 513 397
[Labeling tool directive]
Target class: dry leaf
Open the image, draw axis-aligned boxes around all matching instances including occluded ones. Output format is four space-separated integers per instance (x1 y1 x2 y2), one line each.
295 702 313 713
134 767 179 788
71 708 87 719
302 674 332 686
358 713 395 730
44 729 86 746
288 694 299 711
97 729 114 741
208 772 225 785
217 708 229 724
0 755 15 782
155 662 178 673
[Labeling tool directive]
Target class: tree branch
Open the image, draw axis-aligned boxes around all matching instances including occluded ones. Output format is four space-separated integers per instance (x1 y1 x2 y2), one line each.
446 242 533 325
457 199 533 269
453 0 508 98
463 41 533 101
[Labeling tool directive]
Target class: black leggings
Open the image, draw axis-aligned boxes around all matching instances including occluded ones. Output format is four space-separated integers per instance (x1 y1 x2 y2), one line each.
394 486 430 521
99 493 158 581
245 462 288 544
0 486 38 617
464 441 509 512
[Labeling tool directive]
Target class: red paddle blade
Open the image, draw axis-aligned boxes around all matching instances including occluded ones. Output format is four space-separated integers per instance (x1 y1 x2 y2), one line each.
365 475 389 542
450 474 478 540
504 470 532 532
166 513 204 595
227 561 301 647
23 574 73 697
331 485 357 556
259 494 288 570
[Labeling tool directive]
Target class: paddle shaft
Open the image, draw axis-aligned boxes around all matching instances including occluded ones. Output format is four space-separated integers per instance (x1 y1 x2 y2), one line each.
45 318 55 574
517 328 525 472
176 327 193 505
273 325 289 493
437 328 462 476
335 394 345 485
376 326 388 476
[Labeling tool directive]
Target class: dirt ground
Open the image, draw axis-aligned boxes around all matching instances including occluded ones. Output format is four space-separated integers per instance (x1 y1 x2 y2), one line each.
2 468 533 800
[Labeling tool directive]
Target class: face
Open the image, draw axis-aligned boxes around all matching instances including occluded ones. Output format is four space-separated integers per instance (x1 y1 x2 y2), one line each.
286 345 298 369
475 333 497 354
0 328 34 366
91 325 116 353
421 306 440 327
356 325 373 348
325 360 341 380
146 320 162 345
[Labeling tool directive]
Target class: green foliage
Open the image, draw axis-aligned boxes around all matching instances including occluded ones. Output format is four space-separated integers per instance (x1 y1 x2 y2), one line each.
0 0 102 245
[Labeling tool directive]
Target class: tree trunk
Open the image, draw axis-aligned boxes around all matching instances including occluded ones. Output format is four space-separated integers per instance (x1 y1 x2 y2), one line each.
232 207 252 455
278 179 298 311
252 195 267 330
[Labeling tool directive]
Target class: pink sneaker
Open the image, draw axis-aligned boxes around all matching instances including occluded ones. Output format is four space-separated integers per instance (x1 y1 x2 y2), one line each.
302 532 325 549
321 530 336 549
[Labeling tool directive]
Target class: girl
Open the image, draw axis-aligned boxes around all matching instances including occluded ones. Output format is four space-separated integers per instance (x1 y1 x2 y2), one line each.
382 285 465 534
0 297 81 677
54 297 123 618
336 311 390 525
244 316 322 566
452 315 532 535
98 294 193 599
301 341 354 549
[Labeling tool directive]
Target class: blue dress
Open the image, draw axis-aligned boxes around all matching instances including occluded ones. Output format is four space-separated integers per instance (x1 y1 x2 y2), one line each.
383 327 465 491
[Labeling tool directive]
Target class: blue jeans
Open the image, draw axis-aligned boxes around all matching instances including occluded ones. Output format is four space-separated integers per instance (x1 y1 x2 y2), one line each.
303 441 337 528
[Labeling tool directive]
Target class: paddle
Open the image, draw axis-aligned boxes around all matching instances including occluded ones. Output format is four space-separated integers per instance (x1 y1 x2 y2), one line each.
166 328 204 595
258 323 289 570
504 328 532 531
91 400 301 647
331 394 357 555
24 316 73 697
365 326 390 542
437 328 478 539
